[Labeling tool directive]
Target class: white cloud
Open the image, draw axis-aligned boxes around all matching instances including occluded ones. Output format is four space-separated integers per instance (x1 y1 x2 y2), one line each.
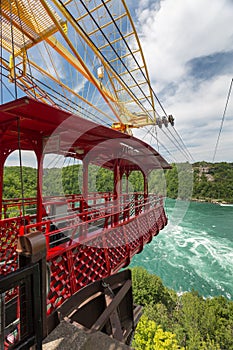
133 0 233 162
137 0 233 85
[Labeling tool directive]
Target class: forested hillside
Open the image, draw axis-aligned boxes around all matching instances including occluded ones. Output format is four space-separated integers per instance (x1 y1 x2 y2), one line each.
166 162 233 203
3 161 233 203
131 267 233 349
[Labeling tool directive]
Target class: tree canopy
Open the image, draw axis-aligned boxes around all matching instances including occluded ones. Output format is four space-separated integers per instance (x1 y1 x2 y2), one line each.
3 161 233 203
131 267 233 350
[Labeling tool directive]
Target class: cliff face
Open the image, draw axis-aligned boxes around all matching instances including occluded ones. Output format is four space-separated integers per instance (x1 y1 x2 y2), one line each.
165 162 233 203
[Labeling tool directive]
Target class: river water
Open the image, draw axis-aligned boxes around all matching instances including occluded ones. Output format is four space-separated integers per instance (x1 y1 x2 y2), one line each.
129 198 233 300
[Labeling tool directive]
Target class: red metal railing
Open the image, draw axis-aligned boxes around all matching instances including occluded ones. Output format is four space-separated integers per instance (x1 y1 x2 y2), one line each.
0 192 167 314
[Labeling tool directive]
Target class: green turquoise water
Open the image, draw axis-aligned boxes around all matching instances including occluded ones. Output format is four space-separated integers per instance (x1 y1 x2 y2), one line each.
129 198 233 299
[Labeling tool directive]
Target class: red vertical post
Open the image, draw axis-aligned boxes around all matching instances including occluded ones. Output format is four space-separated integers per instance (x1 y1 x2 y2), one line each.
114 159 120 226
0 150 9 220
143 171 148 209
125 170 130 220
82 159 88 236
36 142 44 224
125 170 129 194
0 153 4 220
82 159 88 203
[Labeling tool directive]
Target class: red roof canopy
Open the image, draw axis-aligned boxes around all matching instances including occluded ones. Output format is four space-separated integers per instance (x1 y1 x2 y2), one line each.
0 97 170 172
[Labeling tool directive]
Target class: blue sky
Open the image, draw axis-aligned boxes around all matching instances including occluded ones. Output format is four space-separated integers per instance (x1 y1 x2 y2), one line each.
5 0 233 166
131 0 233 162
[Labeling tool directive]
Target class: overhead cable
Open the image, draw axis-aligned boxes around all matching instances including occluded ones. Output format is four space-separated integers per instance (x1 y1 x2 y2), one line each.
212 78 233 162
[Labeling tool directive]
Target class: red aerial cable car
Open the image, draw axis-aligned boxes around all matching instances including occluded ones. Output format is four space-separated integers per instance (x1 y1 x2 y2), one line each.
0 0 172 346
0 96 170 314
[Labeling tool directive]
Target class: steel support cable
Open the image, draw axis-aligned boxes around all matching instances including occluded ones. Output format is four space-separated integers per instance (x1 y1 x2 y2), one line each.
46 155 67 190
12 0 115 126
0 73 15 98
44 153 60 169
15 0 37 99
72 3 94 104
24 1 64 100
15 65 112 127
146 127 178 163
43 43 68 102
9 0 17 99
62 0 194 165
212 78 233 162
72 4 101 107
99 0 167 117
166 127 192 161
72 0 154 115
154 125 159 151
159 128 190 161
139 125 154 145
28 0 73 105
43 88 111 126
170 125 195 162
57 0 156 123
100 0 197 163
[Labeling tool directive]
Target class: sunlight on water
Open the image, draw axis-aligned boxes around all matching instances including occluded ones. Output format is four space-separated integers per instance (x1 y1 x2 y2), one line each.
130 199 233 299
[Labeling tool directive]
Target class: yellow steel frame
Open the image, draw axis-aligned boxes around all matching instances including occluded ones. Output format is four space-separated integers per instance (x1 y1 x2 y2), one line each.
1 0 157 131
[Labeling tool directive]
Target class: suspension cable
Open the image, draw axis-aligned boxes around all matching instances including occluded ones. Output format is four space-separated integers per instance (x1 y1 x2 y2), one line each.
166 127 191 161
58 0 156 122
170 125 195 162
15 0 38 99
9 0 17 99
82 0 194 162
14 63 112 127
159 128 190 161
100 0 167 116
146 127 178 163
98 0 195 162
212 78 233 162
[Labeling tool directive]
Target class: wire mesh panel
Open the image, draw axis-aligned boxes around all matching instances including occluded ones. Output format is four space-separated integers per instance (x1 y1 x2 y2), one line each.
0 217 29 277
0 263 42 350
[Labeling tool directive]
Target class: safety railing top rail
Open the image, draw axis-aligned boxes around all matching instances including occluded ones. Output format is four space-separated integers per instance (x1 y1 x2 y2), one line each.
1 192 152 219
18 193 163 252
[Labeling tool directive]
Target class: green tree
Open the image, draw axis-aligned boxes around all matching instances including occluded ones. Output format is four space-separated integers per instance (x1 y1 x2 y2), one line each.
132 315 184 350
131 267 175 311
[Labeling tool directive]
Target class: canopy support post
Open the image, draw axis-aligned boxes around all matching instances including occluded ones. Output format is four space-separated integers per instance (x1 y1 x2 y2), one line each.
82 158 89 236
36 141 44 224
0 150 11 220
0 153 4 220
114 159 121 226
143 171 148 197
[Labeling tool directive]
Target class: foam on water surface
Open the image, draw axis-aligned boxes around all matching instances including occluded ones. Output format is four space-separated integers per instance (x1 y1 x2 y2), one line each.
130 199 233 299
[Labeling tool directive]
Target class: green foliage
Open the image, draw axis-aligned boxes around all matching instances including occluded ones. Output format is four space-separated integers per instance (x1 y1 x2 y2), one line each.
191 161 233 202
131 267 233 350
131 267 175 310
132 315 184 350
165 162 233 202
3 161 233 203
3 166 37 198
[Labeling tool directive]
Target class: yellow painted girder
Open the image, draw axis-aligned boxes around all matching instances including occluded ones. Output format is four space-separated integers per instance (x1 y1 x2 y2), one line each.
40 0 122 122
87 13 127 36
74 0 111 22
50 0 154 125
46 36 117 103
26 58 116 122
122 0 156 121
99 32 134 50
